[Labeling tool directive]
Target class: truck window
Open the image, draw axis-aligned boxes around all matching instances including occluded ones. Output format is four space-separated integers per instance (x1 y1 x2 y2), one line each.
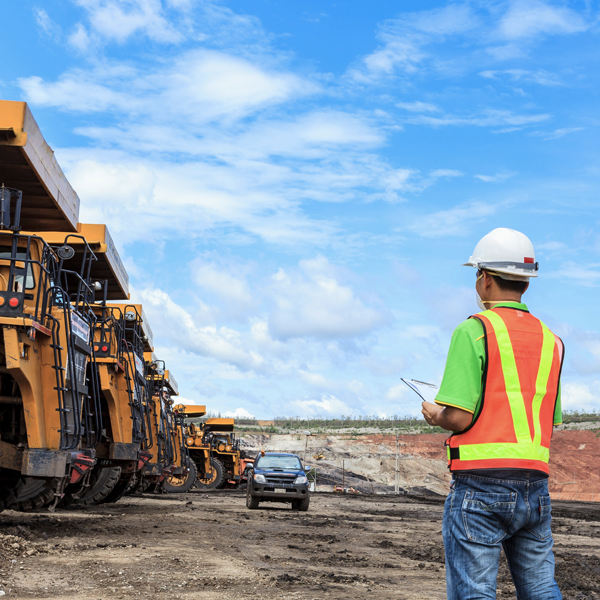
255 456 302 470
0 249 36 290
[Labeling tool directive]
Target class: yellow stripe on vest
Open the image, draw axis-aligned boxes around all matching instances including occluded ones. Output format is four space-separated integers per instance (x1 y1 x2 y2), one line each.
483 310 531 444
457 442 549 463
532 323 556 446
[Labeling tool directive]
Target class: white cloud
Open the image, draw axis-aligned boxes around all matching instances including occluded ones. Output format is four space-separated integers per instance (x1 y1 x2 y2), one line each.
193 380 222 399
474 171 517 183
492 127 523 134
479 68 562 86
268 256 389 340
192 257 256 318
19 73 135 113
498 0 588 40
537 241 567 251
396 101 440 113
64 150 340 247
427 285 475 332
350 1 589 85
71 0 186 44
408 109 551 128
68 23 92 51
223 407 255 419
138 287 267 372
531 127 584 140
20 49 313 122
405 201 499 238
34 7 61 38
429 169 463 179
294 394 352 416
561 381 600 411
386 383 409 402
350 3 479 82
548 262 600 286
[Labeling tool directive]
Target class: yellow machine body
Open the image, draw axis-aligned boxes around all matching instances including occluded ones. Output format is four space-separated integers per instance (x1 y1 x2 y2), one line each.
0 100 79 231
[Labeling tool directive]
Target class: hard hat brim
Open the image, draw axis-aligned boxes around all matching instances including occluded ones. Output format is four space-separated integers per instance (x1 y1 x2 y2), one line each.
462 262 537 279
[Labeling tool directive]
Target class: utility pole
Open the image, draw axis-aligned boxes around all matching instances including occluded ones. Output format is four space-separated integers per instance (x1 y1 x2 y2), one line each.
342 459 345 491
303 430 311 464
395 431 400 495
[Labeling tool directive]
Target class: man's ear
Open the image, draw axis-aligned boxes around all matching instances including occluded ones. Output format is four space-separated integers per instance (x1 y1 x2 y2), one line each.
483 271 493 288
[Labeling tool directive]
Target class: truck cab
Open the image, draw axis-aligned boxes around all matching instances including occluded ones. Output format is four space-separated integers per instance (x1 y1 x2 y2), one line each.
246 452 310 511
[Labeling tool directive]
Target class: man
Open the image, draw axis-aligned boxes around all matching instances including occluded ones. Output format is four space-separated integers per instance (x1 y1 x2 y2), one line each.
421 228 563 600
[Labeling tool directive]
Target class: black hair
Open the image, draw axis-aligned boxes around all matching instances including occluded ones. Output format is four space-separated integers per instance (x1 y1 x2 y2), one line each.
489 273 528 295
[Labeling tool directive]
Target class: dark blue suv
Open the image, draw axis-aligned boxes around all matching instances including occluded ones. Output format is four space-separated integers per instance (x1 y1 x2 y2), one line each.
246 452 310 511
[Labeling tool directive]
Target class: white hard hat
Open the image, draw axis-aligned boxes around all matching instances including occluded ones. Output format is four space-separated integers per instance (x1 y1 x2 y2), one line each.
463 228 538 280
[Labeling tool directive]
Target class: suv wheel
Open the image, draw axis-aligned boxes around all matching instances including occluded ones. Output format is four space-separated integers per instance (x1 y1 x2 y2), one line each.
246 481 260 510
292 497 309 511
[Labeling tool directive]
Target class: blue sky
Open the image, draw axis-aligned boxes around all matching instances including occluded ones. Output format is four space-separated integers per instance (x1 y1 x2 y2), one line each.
3 0 600 418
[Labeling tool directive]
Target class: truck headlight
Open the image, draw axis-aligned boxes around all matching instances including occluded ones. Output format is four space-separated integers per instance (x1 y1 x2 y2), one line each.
254 473 266 483
294 476 308 485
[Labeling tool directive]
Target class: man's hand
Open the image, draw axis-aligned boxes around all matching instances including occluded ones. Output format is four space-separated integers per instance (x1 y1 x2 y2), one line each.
422 402 473 432
422 401 443 426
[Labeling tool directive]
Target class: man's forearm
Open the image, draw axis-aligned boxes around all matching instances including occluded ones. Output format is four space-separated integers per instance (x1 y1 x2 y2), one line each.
421 402 472 432
434 408 471 431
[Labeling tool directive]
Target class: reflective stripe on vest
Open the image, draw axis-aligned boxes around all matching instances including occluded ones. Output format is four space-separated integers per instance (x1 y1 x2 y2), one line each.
447 307 562 472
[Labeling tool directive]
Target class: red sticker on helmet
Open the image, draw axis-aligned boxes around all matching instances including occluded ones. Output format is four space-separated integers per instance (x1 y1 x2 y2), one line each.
524 257 534 263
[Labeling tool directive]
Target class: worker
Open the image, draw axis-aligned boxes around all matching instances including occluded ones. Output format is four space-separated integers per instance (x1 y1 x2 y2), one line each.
421 228 563 599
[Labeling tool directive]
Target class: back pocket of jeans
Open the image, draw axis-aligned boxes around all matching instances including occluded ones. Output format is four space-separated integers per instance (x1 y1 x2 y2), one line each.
526 494 552 541
462 491 516 544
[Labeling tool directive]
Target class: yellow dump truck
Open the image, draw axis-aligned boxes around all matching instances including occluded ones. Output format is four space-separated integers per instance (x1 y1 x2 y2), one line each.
87 303 155 502
131 358 200 494
0 100 101 510
171 404 212 490
183 417 243 489
29 229 155 507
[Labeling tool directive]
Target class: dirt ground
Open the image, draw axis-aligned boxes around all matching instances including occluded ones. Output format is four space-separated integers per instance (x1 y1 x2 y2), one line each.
0 490 599 600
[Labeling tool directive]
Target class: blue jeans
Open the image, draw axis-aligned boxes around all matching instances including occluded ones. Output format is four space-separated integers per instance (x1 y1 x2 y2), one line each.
443 474 562 600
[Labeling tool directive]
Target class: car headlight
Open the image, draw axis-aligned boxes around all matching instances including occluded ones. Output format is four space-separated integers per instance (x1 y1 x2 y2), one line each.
254 473 266 483
294 476 308 485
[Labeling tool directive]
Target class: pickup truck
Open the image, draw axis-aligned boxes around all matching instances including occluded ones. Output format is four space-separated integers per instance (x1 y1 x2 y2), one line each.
246 452 310 511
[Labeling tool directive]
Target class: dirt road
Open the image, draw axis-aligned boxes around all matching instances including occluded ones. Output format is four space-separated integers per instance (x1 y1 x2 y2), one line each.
0 490 599 599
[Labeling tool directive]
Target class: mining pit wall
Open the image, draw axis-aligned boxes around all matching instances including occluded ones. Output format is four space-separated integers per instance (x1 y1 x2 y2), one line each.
241 429 600 500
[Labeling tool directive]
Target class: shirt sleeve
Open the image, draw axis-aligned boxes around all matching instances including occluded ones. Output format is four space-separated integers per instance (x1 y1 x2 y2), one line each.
553 382 562 425
435 319 486 414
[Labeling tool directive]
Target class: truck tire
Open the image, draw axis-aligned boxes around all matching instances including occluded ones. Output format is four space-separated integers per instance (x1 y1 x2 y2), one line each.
99 471 133 504
246 483 260 510
195 457 224 490
11 477 61 511
292 497 309 511
75 468 121 506
60 467 121 507
0 470 24 512
163 458 197 493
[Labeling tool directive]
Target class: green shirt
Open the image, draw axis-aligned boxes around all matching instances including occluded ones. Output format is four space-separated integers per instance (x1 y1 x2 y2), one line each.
435 302 562 425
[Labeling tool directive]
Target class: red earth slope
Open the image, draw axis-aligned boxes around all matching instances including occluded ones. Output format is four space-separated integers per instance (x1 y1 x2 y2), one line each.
361 430 600 501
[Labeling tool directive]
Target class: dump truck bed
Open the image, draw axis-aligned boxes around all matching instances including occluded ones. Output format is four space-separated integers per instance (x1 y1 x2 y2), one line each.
174 404 206 418
205 418 235 432
109 303 153 350
163 370 179 396
32 224 129 300
0 100 79 232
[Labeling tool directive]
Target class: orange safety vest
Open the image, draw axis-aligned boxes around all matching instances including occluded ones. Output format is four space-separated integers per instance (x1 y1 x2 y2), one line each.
447 306 564 473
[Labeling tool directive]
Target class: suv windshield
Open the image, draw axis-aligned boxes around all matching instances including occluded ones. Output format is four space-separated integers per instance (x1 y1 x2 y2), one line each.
256 455 302 470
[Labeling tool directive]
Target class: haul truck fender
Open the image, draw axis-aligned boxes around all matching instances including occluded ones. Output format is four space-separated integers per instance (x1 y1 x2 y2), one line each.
98 364 126 443
4 326 47 449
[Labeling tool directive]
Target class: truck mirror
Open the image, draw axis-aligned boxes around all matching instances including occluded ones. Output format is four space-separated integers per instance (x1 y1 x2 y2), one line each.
57 245 75 260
